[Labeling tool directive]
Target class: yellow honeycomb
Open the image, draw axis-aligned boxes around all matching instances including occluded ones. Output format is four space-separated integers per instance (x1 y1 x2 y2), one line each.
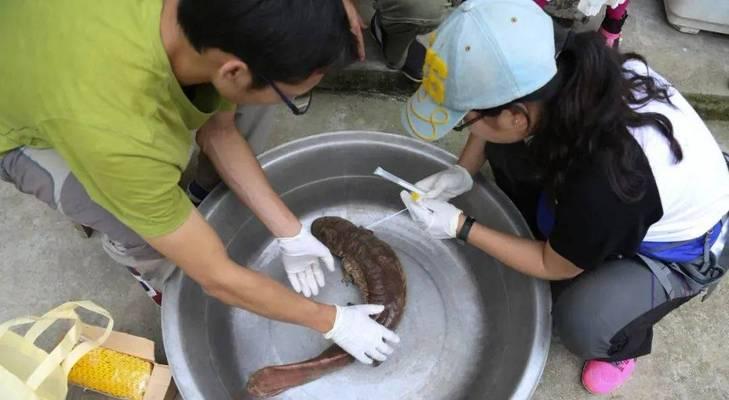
68 347 152 400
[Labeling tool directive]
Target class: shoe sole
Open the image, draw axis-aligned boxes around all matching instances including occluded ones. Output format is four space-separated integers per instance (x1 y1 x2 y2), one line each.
400 69 423 83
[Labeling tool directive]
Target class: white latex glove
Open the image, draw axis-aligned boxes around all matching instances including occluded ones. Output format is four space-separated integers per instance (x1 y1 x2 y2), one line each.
415 164 473 201
401 191 462 239
324 304 400 364
278 227 335 297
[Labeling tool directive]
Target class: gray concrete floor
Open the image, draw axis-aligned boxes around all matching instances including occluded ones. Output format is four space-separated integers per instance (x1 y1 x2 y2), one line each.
547 0 729 98
618 0 729 98
2 92 729 399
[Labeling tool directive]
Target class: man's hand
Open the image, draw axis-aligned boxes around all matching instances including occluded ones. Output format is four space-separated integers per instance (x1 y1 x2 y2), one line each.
147 211 400 363
145 209 338 333
278 227 335 297
415 164 474 201
401 191 463 239
324 304 400 364
342 0 366 61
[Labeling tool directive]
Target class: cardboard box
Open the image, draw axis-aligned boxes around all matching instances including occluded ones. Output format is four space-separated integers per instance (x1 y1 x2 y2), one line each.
73 324 178 400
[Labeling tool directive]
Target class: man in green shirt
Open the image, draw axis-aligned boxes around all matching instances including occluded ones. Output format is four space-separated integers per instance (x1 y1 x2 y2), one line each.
0 0 399 365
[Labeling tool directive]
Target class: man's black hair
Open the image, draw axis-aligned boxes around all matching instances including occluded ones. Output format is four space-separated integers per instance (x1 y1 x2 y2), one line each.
178 0 355 88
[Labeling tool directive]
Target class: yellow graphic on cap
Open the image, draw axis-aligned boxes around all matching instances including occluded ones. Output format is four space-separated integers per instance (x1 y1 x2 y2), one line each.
406 31 453 142
406 87 452 142
423 48 448 104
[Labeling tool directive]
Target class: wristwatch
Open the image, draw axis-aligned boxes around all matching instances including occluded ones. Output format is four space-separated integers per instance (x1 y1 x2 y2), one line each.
457 215 476 242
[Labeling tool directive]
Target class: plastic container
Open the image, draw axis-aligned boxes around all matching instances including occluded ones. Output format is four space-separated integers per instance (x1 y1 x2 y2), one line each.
664 0 729 35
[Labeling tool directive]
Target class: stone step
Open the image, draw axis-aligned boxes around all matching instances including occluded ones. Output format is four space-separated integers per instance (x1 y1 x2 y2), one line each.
320 0 729 121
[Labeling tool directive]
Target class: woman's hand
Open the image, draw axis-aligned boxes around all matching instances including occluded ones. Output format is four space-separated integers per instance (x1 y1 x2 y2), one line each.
415 164 474 201
400 191 463 239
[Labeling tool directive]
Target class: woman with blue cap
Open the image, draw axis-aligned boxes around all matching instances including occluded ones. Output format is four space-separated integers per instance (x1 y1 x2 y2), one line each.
400 0 729 394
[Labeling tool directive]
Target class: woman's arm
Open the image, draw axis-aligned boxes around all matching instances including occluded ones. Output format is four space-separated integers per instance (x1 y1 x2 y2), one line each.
458 215 583 280
402 192 584 281
457 133 488 175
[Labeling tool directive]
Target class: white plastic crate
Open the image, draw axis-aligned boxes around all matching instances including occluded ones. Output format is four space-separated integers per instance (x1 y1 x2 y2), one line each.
664 0 729 35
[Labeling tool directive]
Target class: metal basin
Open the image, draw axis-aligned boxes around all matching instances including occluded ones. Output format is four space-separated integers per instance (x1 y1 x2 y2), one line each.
162 131 551 400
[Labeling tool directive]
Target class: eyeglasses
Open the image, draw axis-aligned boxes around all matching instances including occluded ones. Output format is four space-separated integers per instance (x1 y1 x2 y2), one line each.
453 111 489 132
453 103 530 132
262 76 313 116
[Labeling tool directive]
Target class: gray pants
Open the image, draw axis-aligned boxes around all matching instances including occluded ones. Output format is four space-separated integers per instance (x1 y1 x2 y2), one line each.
374 0 452 67
0 105 273 292
552 258 701 361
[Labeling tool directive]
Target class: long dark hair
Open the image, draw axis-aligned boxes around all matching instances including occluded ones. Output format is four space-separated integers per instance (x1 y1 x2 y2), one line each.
525 31 682 203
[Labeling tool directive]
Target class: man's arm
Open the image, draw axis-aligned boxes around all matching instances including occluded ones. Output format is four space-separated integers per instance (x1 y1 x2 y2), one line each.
196 112 339 299
147 202 400 365
196 111 301 237
146 208 335 332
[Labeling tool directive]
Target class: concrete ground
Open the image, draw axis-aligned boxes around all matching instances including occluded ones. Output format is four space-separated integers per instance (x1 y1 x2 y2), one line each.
2 0 729 399
543 0 729 99
618 0 729 99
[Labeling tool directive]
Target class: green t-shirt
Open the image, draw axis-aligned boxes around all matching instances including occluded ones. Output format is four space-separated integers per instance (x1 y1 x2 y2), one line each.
0 0 230 237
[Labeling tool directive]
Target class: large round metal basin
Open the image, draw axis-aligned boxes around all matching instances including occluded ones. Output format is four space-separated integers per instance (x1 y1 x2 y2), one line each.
162 131 551 400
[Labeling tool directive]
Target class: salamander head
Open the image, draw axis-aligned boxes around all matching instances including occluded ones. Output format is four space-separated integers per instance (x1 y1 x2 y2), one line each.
311 217 357 249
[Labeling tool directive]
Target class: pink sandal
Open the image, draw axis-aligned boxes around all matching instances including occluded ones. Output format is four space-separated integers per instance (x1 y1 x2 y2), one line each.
581 358 636 394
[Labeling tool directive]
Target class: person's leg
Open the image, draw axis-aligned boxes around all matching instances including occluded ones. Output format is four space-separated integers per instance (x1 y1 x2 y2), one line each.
190 104 275 203
372 0 450 80
0 147 171 304
599 0 629 48
552 257 697 393
605 0 629 21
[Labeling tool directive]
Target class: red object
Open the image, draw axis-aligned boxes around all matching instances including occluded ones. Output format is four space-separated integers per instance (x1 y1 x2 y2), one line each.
606 0 629 19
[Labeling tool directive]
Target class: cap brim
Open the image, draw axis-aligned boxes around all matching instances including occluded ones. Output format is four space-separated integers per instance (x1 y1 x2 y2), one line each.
401 86 467 142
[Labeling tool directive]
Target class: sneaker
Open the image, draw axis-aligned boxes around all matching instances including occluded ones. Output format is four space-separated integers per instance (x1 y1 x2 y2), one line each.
581 358 636 394
126 266 163 306
72 223 94 238
370 12 425 83
599 27 622 49
401 40 426 83
599 12 627 49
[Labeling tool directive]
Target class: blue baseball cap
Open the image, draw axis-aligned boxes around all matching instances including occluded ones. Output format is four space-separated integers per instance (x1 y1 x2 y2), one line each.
402 0 557 141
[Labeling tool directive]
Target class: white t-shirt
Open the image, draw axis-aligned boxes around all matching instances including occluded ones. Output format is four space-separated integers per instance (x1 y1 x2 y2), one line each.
625 60 729 242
